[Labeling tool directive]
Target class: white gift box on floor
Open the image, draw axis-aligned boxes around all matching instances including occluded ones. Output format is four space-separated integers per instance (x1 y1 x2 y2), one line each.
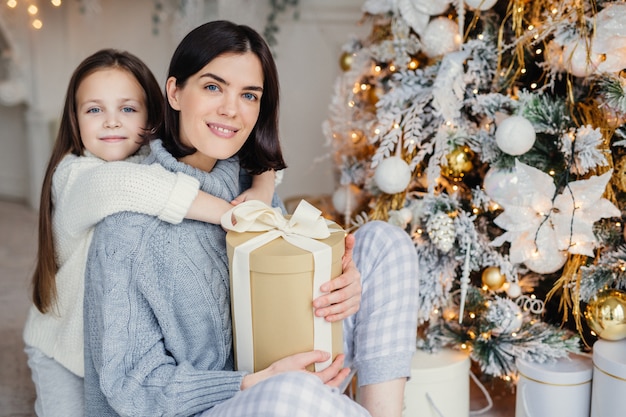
403 348 470 417
515 353 592 417
591 338 626 417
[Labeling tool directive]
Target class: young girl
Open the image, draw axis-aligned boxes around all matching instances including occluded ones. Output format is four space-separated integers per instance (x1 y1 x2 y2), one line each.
23 48 281 417
84 21 418 417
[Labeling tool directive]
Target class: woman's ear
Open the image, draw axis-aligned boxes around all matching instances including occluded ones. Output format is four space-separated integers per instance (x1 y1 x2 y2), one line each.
166 77 181 111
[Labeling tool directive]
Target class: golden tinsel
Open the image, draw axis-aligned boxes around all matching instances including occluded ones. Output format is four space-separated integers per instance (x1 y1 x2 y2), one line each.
370 22 393 43
546 254 590 345
369 192 407 221
614 158 626 193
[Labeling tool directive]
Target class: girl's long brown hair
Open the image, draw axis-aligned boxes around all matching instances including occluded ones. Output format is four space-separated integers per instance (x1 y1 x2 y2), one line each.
32 49 163 313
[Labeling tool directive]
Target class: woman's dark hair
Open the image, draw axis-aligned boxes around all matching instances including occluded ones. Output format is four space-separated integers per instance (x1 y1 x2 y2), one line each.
32 48 163 313
161 20 286 175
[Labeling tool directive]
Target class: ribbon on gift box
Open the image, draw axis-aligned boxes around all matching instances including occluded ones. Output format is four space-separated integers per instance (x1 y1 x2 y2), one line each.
221 199 343 372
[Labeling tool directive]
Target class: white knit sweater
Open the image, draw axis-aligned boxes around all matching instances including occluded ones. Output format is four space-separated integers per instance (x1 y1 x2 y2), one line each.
22 146 200 377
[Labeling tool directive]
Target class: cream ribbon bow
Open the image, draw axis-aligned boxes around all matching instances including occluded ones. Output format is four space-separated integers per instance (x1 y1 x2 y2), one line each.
221 200 341 372
221 199 331 238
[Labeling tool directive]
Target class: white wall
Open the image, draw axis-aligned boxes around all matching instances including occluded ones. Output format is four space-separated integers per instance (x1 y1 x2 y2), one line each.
0 0 367 208
0 103 28 198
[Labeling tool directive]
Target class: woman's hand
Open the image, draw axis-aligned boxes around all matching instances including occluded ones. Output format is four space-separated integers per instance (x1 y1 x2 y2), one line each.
241 352 351 390
313 233 361 322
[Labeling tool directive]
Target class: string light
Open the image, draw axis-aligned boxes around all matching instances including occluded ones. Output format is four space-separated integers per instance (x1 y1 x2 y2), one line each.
4 1 63 30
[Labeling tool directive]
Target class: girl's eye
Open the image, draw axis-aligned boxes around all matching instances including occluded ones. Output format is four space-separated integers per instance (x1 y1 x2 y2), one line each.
243 92 258 101
121 106 136 113
86 108 101 114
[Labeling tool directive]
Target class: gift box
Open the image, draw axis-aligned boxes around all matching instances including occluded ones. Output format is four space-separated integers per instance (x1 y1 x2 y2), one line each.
591 339 626 417
403 348 471 417
515 353 592 417
223 200 345 373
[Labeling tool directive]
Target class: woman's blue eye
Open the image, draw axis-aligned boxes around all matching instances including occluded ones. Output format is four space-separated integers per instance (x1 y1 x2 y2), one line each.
243 93 257 101
206 84 219 92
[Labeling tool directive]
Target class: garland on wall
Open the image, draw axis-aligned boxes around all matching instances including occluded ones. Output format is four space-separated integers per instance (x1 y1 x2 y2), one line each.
263 0 300 49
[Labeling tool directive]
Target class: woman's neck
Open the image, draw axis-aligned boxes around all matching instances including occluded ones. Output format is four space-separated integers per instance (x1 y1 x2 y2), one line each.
179 152 218 172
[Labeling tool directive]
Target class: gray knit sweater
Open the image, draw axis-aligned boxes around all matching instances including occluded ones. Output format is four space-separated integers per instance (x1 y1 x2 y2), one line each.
84 140 247 416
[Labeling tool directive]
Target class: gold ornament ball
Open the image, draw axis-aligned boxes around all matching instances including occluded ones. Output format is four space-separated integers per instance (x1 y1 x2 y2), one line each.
367 85 383 106
585 289 626 341
482 266 506 291
339 52 353 72
445 146 474 180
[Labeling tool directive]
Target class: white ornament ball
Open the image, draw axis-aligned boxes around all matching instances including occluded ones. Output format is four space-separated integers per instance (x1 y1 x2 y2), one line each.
374 157 412 194
563 39 602 78
505 282 522 299
332 184 360 214
483 167 521 206
465 0 498 11
495 116 536 156
422 17 461 58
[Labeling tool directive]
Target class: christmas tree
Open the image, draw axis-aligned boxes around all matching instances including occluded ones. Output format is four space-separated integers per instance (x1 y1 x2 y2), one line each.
324 0 626 382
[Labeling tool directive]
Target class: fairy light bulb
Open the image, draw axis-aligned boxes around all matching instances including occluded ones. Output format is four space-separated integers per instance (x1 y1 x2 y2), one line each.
32 18 42 29
51 0 62 6
7 0 17 8
27 4 37 14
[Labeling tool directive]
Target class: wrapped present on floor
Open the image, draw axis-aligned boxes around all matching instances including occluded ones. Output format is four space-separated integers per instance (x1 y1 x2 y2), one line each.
222 199 345 373
591 338 626 417
515 353 592 417
403 348 471 417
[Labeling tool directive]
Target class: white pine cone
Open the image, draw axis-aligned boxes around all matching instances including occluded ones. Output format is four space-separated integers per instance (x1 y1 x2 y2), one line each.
426 211 455 253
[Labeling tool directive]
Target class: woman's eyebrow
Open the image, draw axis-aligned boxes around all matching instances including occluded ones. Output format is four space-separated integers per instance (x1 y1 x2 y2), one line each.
199 72 263 92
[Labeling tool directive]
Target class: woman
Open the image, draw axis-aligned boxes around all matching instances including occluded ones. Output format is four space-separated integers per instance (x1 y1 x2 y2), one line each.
84 20 418 417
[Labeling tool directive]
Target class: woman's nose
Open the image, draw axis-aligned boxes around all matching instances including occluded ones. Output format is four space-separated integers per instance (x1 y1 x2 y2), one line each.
218 95 237 117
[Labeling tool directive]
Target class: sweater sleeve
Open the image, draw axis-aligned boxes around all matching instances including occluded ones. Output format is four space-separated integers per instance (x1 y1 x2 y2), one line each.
56 158 200 238
84 214 245 416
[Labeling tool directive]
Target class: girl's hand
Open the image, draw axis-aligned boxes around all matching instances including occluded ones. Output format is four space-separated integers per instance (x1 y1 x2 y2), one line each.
241 352 350 390
232 170 275 206
313 234 361 322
